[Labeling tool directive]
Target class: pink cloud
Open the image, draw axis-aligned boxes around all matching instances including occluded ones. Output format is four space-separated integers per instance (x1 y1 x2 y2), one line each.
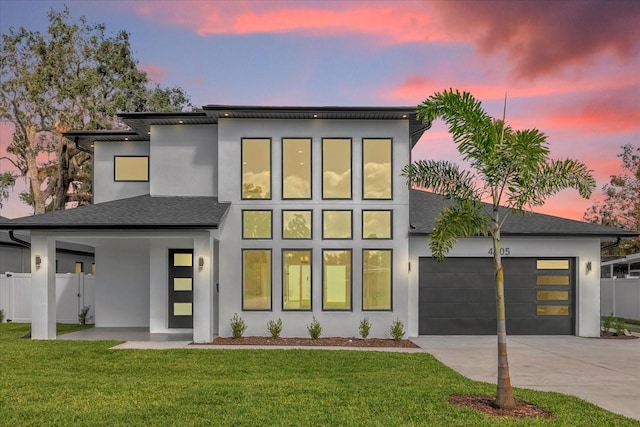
433 1 640 79
129 1 449 45
139 63 167 83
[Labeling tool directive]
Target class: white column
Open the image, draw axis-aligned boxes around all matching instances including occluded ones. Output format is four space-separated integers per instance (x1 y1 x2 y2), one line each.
193 234 214 343
30 234 56 339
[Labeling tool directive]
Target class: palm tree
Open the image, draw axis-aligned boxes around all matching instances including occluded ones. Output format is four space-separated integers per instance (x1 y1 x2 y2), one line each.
403 89 595 409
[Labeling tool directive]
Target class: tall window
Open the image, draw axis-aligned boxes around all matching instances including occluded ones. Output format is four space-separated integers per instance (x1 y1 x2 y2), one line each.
242 210 272 239
323 249 351 310
242 138 271 199
282 138 311 199
114 156 149 181
362 210 392 239
243 250 272 310
323 210 352 239
282 210 312 239
283 250 312 310
362 138 392 199
322 138 351 199
363 250 392 310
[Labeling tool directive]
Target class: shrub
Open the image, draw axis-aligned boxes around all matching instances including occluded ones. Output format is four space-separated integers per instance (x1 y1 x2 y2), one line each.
230 313 247 338
267 318 283 339
611 317 627 335
78 306 91 325
389 318 405 341
0 309 4 323
359 317 372 339
601 314 613 333
307 316 322 339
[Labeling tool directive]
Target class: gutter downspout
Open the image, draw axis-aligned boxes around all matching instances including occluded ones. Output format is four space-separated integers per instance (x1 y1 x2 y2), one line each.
8 230 30 248
601 237 621 252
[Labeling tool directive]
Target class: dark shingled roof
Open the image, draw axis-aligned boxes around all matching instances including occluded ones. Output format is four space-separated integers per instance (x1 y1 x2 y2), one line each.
0 195 230 231
410 189 638 238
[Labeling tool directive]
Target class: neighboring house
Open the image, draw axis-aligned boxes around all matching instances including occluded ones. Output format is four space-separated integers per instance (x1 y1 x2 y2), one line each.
0 106 635 341
1 216 95 274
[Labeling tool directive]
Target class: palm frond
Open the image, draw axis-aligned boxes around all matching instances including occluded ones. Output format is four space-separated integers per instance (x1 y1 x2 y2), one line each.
402 160 478 201
430 204 489 261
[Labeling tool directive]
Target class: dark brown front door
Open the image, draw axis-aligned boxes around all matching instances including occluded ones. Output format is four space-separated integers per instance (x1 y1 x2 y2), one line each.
168 249 193 328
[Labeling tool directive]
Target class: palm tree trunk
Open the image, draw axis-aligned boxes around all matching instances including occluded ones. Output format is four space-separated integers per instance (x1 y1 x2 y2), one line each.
493 231 516 409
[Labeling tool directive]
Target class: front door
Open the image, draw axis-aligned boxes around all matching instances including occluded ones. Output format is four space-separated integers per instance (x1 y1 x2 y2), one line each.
168 249 193 328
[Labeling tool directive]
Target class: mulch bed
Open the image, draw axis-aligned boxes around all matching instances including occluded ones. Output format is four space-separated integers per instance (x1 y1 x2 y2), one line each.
448 394 554 419
208 336 419 348
598 331 638 339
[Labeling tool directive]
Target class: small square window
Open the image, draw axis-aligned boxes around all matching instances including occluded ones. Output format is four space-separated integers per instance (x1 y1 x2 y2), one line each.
282 210 312 239
242 210 273 239
322 210 352 239
362 210 392 239
114 156 149 181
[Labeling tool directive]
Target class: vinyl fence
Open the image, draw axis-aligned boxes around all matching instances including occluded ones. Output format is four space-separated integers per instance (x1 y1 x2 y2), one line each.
601 277 640 320
0 273 95 324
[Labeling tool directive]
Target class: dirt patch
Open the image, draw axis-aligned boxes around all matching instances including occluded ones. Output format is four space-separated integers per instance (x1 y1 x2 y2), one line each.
208 336 419 348
598 331 638 340
448 394 553 419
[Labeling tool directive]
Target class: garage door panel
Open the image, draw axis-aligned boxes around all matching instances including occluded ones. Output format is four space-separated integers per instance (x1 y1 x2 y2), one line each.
419 257 574 335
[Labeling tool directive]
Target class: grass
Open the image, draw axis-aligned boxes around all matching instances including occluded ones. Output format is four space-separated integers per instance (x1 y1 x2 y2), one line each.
1 323 638 426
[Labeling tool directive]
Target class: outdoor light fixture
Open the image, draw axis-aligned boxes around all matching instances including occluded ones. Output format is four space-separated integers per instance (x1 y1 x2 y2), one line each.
586 261 592 272
35 255 42 269
198 256 204 270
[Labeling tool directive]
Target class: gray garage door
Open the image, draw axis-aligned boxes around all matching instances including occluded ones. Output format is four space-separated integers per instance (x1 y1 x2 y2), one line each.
419 257 575 335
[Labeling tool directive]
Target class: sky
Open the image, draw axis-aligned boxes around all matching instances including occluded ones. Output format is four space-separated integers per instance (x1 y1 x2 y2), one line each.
0 0 638 220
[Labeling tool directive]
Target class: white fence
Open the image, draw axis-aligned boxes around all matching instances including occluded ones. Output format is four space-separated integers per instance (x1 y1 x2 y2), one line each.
0 273 95 324
601 278 640 320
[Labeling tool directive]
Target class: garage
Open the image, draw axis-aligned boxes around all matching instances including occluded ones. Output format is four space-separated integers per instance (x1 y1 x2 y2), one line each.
418 257 575 335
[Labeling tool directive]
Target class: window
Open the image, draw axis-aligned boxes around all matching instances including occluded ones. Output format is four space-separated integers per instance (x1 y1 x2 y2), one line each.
282 210 312 239
283 250 312 310
242 250 272 310
362 210 392 239
323 249 351 310
242 210 272 239
322 138 351 199
323 210 352 239
75 262 83 274
362 138 392 199
114 156 149 181
91 263 96 275
242 138 271 199
363 250 392 310
282 138 311 199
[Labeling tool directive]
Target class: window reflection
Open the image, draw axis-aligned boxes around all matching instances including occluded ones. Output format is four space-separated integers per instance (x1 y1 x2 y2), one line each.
283 210 312 239
322 138 351 199
243 250 271 310
243 210 272 239
363 138 391 199
363 250 392 310
362 210 392 239
283 250 312 310
242 138 271 199
283 138 311 199
323 210 352 239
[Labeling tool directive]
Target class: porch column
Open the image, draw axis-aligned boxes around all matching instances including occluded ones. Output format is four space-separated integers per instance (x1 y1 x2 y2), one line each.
193 234 215 343
30 234 56 339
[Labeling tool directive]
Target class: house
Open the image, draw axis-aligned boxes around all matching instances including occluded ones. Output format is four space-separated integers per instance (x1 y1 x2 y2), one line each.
0 105 635 341
1 216 95 274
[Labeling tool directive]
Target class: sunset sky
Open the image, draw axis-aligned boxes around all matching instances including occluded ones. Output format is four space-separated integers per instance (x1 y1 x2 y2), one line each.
0 0 638 220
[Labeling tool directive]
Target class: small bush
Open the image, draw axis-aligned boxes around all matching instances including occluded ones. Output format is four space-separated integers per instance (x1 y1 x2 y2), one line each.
267 318 283 339
78 306 91 325
0 309 4 323
359 317 372 339
307 316 322 339
230 313 247 338
389 318 405 341
611 317 627 335
601 314 613 333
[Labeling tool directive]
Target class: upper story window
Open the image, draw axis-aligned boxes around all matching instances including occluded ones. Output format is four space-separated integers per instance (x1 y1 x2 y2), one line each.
362 210 392 239
322 210 352 239
114 156 149 182
322 138 351 199
282 138 311 199
242 138 271 199
362 138 392 199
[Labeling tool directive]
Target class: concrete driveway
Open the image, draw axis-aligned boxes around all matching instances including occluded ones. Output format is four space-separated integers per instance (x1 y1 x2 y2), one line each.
411 335 640 421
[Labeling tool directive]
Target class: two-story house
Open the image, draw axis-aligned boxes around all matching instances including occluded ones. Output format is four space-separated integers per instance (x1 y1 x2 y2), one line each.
0 105 635 341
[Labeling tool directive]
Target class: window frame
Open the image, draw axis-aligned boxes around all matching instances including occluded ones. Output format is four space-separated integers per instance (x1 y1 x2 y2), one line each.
362 249 393 311
113 155 149 182
322 249 352 311
241 209 273 240
241 249 273 311
281 137 312 200
322 209 353 240
362 138 393 200
322 137 352 200
362 209 393 240
282 249 313 311
282 209 313 240
241 138 272 200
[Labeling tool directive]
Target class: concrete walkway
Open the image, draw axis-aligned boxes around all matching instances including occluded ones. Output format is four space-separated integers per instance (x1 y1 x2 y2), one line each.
410 335 640 421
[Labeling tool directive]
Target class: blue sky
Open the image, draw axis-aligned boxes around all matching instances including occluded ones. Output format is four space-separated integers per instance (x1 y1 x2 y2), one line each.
1 0 639 219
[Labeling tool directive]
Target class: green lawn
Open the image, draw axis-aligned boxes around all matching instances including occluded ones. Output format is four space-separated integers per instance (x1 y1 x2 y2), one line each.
1 323 638 426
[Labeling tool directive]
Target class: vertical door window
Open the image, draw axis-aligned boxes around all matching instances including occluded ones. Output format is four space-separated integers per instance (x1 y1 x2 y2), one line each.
283 250 312 310
243 249 272 310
